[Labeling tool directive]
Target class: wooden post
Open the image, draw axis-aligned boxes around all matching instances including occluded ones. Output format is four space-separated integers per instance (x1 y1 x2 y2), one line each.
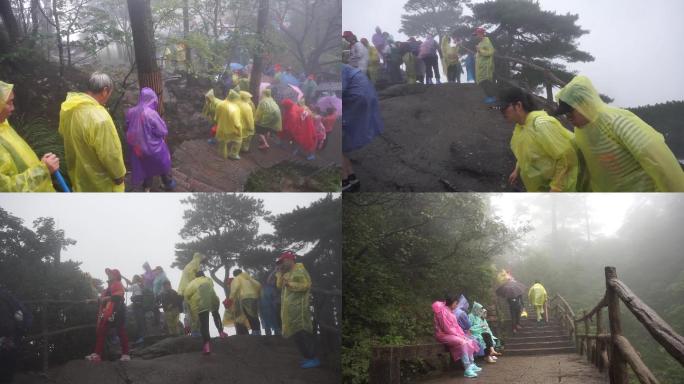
596 309 603 369
583 310 589 358
41 301 48 373
606 266 628 384
545 80 553 102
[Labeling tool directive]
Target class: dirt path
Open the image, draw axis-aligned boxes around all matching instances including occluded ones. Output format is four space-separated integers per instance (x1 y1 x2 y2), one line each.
417 354 607 384
348 83 518 192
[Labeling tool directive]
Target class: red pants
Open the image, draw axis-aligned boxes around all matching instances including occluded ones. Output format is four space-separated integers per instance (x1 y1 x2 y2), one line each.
94 320 130 356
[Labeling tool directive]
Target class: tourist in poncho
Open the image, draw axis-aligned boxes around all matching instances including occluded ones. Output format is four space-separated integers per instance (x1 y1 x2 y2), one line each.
125 87 175 191
281 99 317 160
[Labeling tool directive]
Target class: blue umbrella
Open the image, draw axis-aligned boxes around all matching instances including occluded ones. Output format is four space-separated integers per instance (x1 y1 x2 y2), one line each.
230 62 244 71
280 73 300 87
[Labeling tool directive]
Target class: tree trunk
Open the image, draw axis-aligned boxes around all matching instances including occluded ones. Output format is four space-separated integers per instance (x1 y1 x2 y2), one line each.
182 0 191 66
249 0 269 105
127 0 164 115
0 0 22 44
51 0 64 76
66 33 71 67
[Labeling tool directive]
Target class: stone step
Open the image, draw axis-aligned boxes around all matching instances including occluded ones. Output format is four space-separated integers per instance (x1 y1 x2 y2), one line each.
504 346 576 356
514 328 564 336
506 335 571 344
505 340 574 350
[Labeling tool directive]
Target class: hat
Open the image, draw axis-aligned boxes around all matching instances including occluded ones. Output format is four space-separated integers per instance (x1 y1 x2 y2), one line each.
553 100 574 116
342 31 354 39
276 251 296 264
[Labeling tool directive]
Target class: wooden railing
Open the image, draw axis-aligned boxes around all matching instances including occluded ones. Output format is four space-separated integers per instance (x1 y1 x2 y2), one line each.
557 266 684 384
23 299 99 373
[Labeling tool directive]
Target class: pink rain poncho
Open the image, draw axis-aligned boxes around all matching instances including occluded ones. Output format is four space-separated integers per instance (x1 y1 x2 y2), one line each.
432 301 480 362
125 88 171 185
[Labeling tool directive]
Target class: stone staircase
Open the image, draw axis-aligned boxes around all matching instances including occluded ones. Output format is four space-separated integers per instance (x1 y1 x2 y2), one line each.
504 311 575 356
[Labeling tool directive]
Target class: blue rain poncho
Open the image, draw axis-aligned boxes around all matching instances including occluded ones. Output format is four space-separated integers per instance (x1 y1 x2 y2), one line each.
342 64 383 153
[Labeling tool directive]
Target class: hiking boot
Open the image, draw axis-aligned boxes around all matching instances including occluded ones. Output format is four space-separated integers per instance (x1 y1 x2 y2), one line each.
202 342 211 355
120 354 131 362
300 358 321 369
85 353 101 362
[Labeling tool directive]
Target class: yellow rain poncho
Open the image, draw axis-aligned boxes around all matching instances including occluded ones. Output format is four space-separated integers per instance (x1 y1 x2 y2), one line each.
277 263 313 338
215 91 243 142
237 91 256 138
238 78 250 94
368 45 381 83
441 36 460 71
510 110 579 192
58 92 125 192
403 52 416 84
1 82 55 191
202 89 220 123
528 283 547 306
475 37 495 84
177 252 203 296
229 272 261 301
557 76 684 191
254 89 282 132
184 276 218 318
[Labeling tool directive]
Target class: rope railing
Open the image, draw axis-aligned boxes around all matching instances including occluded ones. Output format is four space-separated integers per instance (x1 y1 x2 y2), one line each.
550 266 684 384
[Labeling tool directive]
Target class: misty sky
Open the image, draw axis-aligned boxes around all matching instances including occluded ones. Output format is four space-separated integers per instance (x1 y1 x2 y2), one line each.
0 193 334 334
342 0 684 107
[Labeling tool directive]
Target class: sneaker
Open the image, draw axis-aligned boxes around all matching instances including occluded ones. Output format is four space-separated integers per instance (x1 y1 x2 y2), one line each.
120 354 131 361
300 358 321 369
485 356 496 363
85 353 101 362
470 364 482 372
464 367 478 378
491 355 498 361
306 154 316 161
219 331 229 338
228 155 241 160
202 342 211 355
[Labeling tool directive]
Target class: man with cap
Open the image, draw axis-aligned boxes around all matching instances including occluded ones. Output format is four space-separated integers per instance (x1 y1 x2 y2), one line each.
343 31 369 73
276 251 320 369
474 27 497 104
499 87 579 192
0 80 60 191
555 75 684 191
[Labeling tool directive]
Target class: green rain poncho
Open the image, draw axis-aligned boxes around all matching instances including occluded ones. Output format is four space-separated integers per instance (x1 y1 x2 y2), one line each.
215 91 243 142
468 302 498 349
254 89 282 132
510 110 579 192
0 82 56 192
475 37 494 84
177 252 203 296
237 91 256 138
403 52 416 84
557 76 684 191
58 92 126 192
277 263 313 338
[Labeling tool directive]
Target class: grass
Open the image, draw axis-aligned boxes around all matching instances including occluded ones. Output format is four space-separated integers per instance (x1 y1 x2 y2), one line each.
244 161 341 192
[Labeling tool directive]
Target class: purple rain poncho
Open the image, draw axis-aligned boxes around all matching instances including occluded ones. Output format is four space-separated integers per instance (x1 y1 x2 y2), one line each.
125 88 171 185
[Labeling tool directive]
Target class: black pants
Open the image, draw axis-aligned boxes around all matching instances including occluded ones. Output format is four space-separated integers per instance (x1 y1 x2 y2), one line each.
199 311 211 343
482 332 494 355
133 301 146 337
422 55 440 81
211 309 222 333
508 300 522 330
246 312 261 333
293 331 316 359
479 79 497 97
235 322 249 335
447 64 462 83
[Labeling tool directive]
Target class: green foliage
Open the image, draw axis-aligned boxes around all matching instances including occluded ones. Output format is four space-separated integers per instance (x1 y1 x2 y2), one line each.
470 0 594 91
342 194 519 383
400 0 471 38
244 162 341 192
629 100 684 158
0 208 99 370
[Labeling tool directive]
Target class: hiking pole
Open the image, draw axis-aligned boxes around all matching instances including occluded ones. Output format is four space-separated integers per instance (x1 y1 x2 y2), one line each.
54 170 71 192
